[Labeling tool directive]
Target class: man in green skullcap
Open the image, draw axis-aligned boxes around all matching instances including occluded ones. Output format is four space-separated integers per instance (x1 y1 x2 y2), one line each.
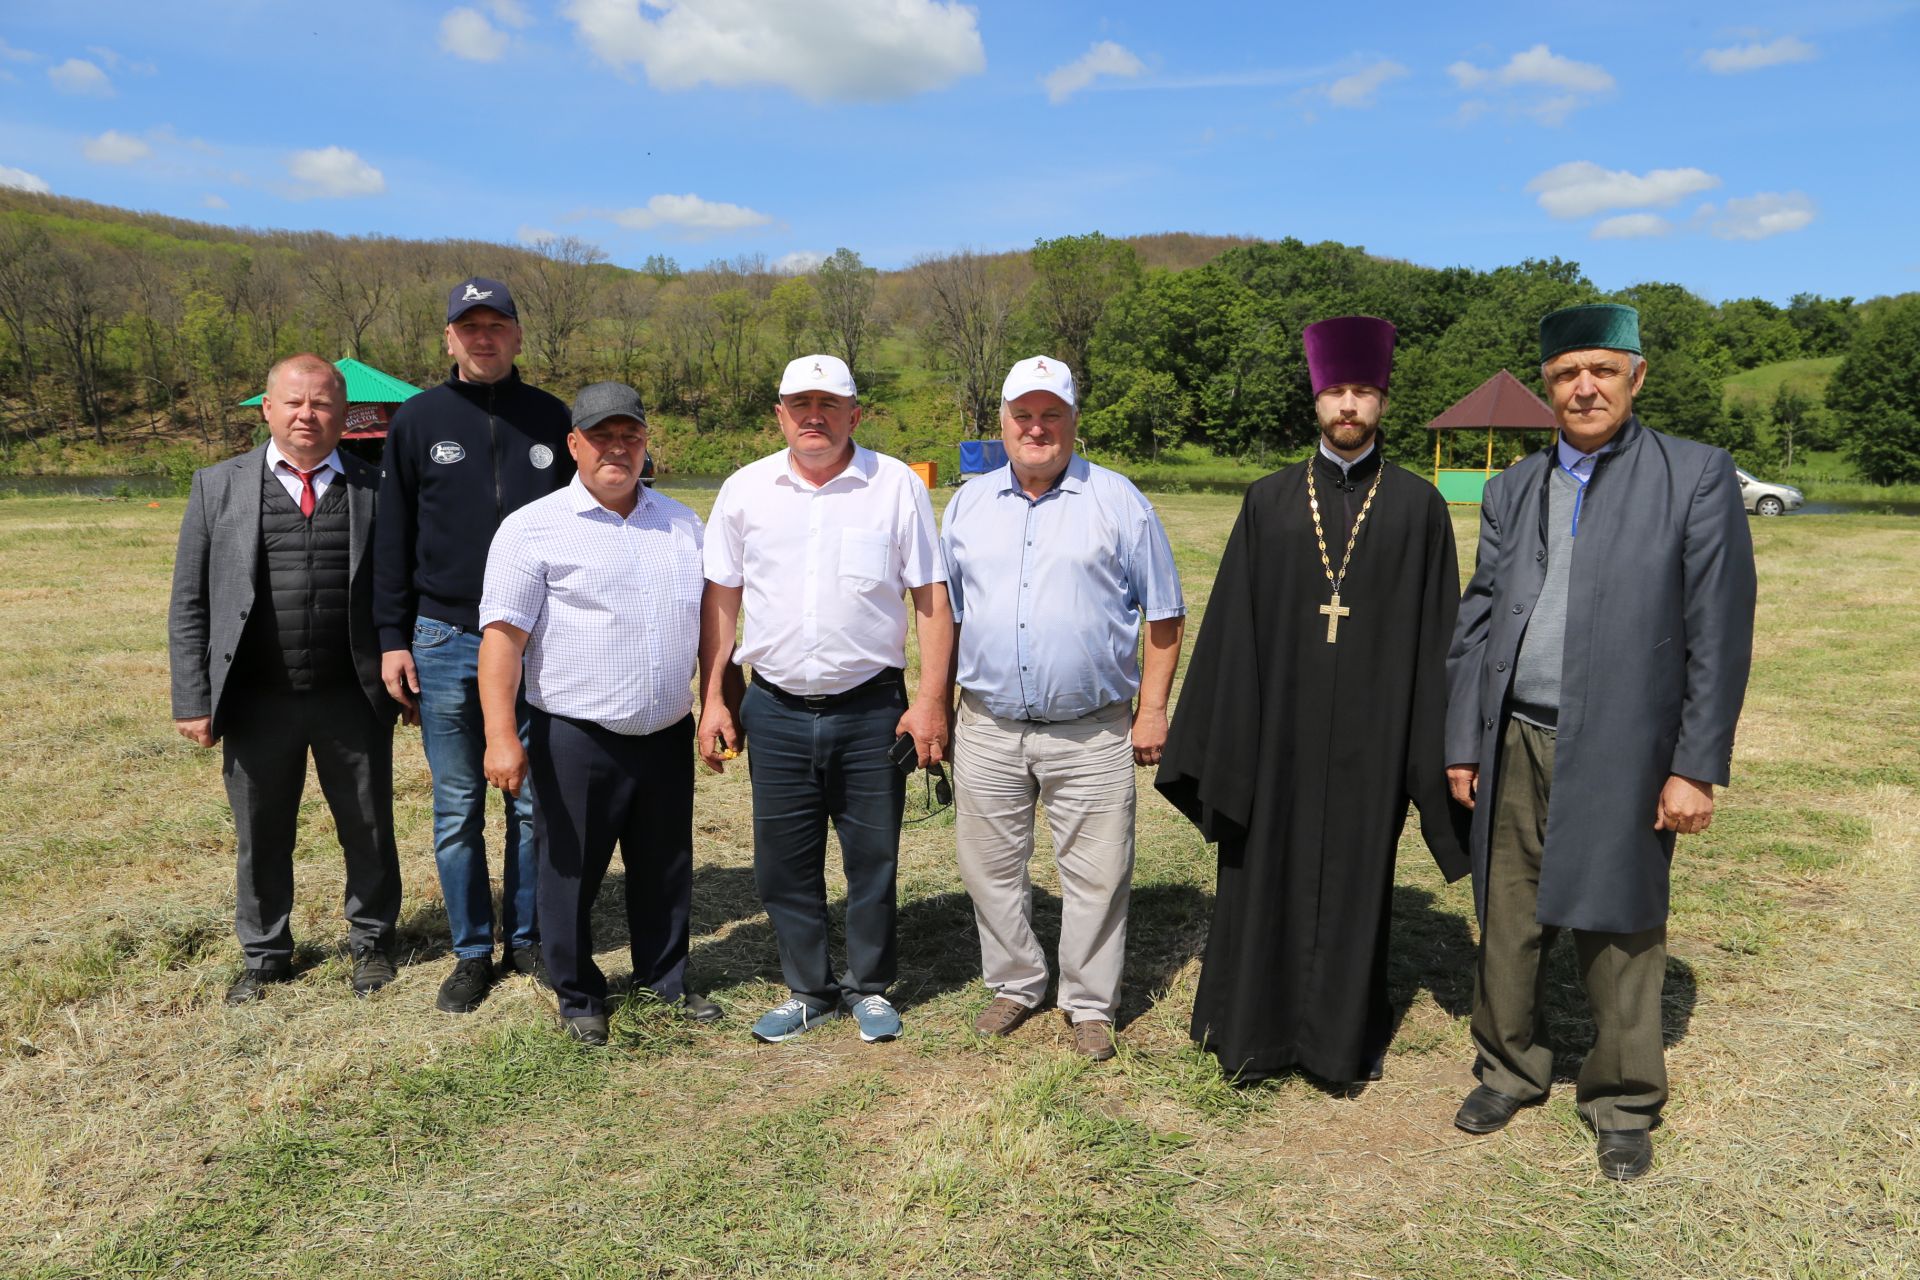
1443 303 1757 1180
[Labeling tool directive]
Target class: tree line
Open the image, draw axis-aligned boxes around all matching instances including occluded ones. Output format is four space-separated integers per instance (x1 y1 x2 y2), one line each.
1 188 1914 483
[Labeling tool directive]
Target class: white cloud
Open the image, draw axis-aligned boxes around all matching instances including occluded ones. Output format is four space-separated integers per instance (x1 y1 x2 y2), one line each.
562 0 985 103
1325 59 1407 108
85 45 155 75
0 165 50 194
284 146 387 199
1043 41 1146 104
1592 213 1672 239
487 0 535 27
48 58 112 96
516 224 560 245
1702 36 1816 73
1447 44 1612 123
605 193 774 234
83 130 152 165
202 194 229 209
0 38 37 63
1706 192 1816 240
776 249 828 274
1526 161 1721 218
441 7 510 61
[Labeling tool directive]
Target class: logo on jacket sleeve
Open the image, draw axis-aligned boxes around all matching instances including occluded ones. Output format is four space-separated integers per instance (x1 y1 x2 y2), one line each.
529 444 554 470
430 441 466 464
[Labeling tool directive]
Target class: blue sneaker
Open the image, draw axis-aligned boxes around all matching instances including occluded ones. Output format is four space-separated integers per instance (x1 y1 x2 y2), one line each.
751 998 839 1043
847 994 902 1043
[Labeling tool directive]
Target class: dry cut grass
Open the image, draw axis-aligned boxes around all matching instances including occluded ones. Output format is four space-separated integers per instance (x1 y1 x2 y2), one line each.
0 491 1913 1279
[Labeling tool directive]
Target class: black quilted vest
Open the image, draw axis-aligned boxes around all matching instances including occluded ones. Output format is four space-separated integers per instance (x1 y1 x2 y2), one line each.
232 465 355 693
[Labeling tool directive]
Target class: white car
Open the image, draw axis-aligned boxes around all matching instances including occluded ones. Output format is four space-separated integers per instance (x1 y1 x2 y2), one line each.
1735 468 1804 517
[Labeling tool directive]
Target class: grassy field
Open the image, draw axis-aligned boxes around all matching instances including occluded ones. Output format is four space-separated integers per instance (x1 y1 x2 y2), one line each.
0 489 1915 1279
1722 357 1843 411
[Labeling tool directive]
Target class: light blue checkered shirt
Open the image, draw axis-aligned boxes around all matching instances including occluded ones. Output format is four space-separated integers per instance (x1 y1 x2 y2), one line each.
480 476 705 736
941 454 1185 722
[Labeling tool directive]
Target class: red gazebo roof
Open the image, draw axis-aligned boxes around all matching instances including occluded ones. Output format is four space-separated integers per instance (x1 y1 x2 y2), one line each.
1424 369 1556 431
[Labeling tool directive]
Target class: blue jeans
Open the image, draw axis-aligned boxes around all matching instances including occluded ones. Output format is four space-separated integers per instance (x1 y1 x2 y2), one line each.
739 675 906 1011
412 617 538 959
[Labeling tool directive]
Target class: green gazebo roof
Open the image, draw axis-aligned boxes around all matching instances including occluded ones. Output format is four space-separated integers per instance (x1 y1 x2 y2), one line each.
239 358 424 407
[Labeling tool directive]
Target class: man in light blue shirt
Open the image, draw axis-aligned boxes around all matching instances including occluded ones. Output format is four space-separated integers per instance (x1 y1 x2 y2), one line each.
941 356 1185 1060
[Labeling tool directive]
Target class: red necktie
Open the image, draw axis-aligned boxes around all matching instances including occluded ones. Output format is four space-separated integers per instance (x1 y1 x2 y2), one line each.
283 463 323 517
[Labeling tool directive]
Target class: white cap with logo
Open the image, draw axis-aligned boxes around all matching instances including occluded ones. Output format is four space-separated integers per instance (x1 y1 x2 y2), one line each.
778 354 857 398
1001 355 1076 408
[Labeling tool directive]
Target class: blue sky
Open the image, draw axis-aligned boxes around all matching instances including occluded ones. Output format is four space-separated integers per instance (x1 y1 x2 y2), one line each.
2 1 1915 303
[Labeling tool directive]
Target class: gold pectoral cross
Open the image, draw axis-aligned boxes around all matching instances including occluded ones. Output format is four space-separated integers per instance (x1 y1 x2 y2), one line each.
1319 591 1350 643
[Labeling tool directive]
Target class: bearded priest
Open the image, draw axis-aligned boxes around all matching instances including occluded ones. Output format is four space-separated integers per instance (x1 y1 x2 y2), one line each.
1156 315 1470 1086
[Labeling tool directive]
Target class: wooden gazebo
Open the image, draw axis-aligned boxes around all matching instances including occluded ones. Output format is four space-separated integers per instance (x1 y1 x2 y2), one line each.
1425 369 1557 504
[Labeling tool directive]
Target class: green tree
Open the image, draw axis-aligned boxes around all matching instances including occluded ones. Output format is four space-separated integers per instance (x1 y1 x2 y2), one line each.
1787 293 1858 356
1080 367 1187 460
812 247 876 377
1827 293 1920 483
1027 232 1140 402
1770 385 1812 470
1714 298 1802 369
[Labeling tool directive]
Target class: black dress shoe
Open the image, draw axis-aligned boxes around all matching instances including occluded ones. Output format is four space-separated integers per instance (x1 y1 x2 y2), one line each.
351 949 396 997
1454 1084 1525 1134
1596 1129 1653 1181
436 956 495 1014
226 963 291 1006
671 991 725 1023
500 947 551 989
563 1014 609 1047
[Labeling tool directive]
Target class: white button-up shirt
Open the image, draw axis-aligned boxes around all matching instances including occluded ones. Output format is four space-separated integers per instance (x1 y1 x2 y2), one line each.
704 445 945 695
265 440 343 505
480 476 705 736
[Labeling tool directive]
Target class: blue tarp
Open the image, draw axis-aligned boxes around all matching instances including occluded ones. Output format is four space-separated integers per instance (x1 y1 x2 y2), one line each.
957 440 1007 474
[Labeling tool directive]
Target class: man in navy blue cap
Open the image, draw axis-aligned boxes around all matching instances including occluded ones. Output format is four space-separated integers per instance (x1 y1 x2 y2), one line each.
374 276 574 1015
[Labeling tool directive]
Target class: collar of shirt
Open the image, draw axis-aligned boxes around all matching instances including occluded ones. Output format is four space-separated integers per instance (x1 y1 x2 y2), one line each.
265 440 343 478
994 452 1089 501
1318 438 1376 476
1556 435 1613 480
567 472 654 520
778 444 876 492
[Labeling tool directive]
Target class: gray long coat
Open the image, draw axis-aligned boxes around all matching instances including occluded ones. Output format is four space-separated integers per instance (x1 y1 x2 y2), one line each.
1445 416 1757 933
167 443 388 730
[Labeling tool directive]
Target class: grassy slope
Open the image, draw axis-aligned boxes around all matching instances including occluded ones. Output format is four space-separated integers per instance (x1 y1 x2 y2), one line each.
1722 356 1843 410
0 495 1915 1278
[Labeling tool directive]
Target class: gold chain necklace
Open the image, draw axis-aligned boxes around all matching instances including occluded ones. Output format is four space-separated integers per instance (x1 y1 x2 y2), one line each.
1306 457 1382 643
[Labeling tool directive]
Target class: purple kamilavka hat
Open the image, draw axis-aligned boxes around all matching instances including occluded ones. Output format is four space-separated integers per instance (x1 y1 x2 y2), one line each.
1302 315 1398 395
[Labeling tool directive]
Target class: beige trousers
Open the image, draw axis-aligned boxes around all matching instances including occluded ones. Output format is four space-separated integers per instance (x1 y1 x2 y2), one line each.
952 691 1137 1023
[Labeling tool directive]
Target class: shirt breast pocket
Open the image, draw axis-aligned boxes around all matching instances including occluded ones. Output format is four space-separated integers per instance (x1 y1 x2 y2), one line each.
839 528 891 589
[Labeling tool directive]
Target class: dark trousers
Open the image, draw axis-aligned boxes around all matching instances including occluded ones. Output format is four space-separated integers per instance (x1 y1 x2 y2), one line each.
739 675 906 1012
1472 717 1669 1131
528 709 695 1019
221 684 400 968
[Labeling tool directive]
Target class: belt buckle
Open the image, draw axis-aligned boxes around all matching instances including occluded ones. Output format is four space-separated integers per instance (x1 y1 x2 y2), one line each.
801 693 831 711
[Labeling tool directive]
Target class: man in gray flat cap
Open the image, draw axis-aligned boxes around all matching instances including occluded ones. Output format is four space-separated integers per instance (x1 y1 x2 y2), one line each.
478 383 720 1046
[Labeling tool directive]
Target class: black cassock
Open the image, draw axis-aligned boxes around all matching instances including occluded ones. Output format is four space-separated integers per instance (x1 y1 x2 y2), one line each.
1155 449 1470 1084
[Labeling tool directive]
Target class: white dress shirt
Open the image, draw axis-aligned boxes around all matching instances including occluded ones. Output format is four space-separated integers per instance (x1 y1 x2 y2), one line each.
265 440 343 504
480 477 705 736
704 445 945 695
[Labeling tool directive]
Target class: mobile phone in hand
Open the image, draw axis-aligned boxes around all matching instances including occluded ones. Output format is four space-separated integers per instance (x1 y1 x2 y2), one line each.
887 731 918 774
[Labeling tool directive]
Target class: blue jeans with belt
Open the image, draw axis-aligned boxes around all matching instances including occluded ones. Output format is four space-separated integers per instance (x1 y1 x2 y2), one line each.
739 673 906 1012
411 616 538 959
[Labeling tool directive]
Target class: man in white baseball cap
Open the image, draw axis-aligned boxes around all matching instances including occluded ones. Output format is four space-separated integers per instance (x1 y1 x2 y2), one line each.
939 355 1185 1060
699 354 953 1046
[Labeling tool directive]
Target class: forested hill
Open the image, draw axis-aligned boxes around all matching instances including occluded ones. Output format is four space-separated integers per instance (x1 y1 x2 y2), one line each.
2 187 1916 483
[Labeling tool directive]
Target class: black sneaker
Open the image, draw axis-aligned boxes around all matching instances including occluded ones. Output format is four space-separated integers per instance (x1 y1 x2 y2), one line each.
226 962 291 1006
499 946 551 990
436 956 495 1014
351 949 397 998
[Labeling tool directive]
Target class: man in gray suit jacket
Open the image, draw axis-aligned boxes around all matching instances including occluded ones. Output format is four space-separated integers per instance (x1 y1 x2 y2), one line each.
169 354 404 1005
1444 304 1757 1180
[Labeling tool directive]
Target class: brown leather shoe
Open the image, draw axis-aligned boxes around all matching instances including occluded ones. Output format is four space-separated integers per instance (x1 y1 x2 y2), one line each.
1069 1018 1116 1062
973 997 1035 1037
